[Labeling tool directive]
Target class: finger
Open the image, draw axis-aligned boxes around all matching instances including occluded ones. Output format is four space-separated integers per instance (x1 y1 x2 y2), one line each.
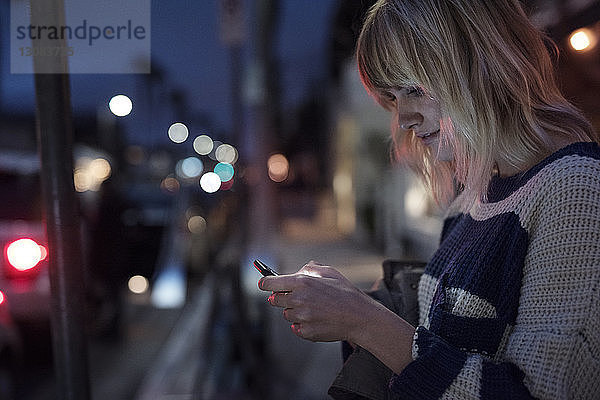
260 271 322 292
299 261 340 279
268 291 294 308
290 323 317 341
282 307 295 322
283 307 308 323
291 323 303 338
258 275 296 292
292 323 319 342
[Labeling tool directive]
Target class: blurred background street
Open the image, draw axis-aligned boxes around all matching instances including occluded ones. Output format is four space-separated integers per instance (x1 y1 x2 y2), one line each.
0 0 599 399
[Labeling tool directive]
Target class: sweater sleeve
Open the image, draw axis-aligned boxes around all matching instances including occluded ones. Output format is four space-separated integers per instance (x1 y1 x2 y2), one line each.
389 326 536 399
390 162 600 399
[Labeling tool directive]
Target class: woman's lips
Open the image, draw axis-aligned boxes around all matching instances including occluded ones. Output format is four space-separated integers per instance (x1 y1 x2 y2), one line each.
418 129 440 145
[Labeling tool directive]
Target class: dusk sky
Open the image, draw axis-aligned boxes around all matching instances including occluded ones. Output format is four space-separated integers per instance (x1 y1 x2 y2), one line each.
1 0 338 146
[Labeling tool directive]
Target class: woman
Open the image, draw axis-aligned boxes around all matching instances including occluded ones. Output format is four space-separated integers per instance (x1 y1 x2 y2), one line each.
259 0 600 398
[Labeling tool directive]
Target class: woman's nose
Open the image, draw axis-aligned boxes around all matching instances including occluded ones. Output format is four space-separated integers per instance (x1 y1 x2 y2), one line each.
397 111 423 131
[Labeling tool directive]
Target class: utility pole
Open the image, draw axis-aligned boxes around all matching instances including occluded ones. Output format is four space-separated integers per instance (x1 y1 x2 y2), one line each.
249 0 280 244
30 1 91 399
219 0 245 148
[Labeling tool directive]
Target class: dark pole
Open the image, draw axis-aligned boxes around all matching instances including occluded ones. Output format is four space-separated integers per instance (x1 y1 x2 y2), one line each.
219 0 245 147
231 45 243 151
248 0 279 244
30 1 91 399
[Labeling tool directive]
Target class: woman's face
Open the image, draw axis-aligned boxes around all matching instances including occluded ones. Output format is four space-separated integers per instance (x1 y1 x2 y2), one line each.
376 87 453 161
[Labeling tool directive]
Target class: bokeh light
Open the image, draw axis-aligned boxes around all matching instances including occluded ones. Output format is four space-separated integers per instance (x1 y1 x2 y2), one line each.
200 172 221 193
6 238 45 271
182 157 204 178
160 176 180 193
215 144 238 164
176 157 204 179
214 162 235 182
193 135 214 155
89 158 111 181
220 179 234 191
168 122 189 143
74 169 93 192
108 94 132 117
187 215 207 234
151 269 185 308
74 157 112 192
128 275 149 294
569 28 596 51
267 154 289 182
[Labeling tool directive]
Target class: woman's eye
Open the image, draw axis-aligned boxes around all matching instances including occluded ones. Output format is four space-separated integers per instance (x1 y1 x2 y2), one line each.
406 86 425 96
381 91 396 102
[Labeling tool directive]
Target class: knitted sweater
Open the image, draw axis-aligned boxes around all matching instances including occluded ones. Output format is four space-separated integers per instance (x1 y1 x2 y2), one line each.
390 142 600 399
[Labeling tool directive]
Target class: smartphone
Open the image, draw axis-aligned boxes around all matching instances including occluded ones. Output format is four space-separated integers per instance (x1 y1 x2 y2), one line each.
253 259 279 276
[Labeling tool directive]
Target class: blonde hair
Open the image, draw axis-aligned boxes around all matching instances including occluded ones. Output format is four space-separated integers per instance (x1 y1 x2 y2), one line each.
357 0 598 209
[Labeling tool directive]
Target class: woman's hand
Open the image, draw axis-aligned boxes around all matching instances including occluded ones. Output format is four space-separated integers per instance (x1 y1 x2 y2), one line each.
258 260 416 374
258 260 384 343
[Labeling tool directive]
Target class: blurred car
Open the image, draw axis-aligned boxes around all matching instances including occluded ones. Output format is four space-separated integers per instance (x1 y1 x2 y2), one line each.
0 146 177 340
0 154 51 325
0 148 117 337
0 289 23 400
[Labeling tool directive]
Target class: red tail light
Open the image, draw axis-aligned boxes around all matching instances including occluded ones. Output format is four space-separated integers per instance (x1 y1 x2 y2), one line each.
5 238 48 272
0 290 5 305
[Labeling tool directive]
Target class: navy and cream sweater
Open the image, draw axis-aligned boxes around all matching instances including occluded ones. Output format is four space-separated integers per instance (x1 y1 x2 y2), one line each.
391 142 600 399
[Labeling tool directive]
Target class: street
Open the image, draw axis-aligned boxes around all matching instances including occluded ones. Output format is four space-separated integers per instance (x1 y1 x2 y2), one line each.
15 297 183 400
